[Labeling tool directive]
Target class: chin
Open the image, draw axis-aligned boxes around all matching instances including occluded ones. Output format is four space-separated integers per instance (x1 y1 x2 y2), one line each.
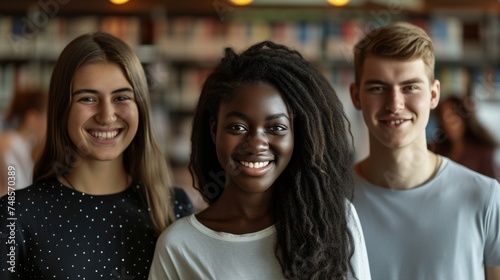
87 152 124 162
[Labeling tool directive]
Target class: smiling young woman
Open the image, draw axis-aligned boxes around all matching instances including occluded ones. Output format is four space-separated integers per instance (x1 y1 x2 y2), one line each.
0 32 192 280
149 41 371 280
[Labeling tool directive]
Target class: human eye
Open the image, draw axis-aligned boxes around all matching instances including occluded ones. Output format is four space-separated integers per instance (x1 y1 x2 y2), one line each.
367 86 386 94
227 124 247 133
114 95 133 102
267 124 288 133
77 96 97 103
402 85 419 93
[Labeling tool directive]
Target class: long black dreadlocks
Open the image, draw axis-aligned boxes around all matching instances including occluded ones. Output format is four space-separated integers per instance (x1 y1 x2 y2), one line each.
190 41 357 279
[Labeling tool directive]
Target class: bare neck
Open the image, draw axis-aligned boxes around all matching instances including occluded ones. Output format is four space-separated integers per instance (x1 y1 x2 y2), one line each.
197 185 273 234
61 159 130 195
357 145 441 190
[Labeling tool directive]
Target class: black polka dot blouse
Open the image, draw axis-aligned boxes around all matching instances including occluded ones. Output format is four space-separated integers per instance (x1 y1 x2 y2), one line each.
0 177 193 279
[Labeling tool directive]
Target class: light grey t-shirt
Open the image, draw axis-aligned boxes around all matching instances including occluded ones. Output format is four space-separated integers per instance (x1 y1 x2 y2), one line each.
352 156 500 280
149 202 371 280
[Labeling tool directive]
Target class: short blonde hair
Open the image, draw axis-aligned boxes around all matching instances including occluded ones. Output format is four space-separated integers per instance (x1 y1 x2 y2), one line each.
353 22 435 85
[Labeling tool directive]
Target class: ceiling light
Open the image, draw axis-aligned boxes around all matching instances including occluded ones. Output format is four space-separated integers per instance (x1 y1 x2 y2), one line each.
230 0 253 6
327 0 350 6
109 0 130 5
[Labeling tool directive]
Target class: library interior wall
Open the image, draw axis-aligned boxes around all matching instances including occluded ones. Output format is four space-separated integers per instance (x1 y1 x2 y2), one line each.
1 4 499 209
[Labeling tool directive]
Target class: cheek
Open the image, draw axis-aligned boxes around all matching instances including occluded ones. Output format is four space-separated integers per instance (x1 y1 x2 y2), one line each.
67 108 85 136
66 106 95 151
360 96 381 115
67 104 94 126
214 135 236 168
120 105 139 124
276 136 294 158
407 95 431 116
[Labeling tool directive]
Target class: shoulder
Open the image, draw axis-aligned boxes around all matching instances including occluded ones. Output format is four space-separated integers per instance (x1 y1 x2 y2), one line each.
437 157 499 204
345 199 365 239
155 214 197 248
440 157 496 186
0 178 61 226
172 187 194 219
1 177 59 201
0 179 60 217
345 200 362 227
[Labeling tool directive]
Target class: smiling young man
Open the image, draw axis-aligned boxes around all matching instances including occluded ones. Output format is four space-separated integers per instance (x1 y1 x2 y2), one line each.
349 22 500 280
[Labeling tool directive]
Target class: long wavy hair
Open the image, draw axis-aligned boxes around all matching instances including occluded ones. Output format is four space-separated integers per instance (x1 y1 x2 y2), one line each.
190 41 356 279
33 32 175 234
435 96 497 147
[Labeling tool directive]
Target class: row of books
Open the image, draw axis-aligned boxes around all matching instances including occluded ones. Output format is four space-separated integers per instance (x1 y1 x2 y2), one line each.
469 67 500 101
0 16 142 60
0 14 490 62
153 16 468 62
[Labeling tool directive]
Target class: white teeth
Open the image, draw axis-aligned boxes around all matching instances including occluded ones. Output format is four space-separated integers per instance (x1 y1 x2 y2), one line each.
91 130 119 139
389 120 404 125
240 161 270 168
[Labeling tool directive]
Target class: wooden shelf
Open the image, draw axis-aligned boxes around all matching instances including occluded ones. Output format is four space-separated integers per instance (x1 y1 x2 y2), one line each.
0 0 499 16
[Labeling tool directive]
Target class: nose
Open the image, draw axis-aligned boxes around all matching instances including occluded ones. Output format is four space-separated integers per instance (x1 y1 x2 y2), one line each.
95 100 117 125
241 131 268 154
385 88 405 114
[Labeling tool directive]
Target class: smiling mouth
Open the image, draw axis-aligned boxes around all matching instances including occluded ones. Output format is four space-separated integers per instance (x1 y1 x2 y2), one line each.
385 119 407 125
239 161 270 169
89 130 120 140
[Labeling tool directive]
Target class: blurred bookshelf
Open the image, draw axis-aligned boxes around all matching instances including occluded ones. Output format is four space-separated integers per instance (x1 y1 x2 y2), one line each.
1 2 500 208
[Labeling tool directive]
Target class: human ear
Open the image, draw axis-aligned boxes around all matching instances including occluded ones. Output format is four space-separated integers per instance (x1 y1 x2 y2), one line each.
210 118 217 144
350 83 362 110
430 79 440 109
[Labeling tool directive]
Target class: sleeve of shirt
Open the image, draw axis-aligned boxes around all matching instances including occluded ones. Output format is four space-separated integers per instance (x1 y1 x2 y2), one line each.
347 201 372 280
148 227 181 280
0 195 22 280
484 180 500 266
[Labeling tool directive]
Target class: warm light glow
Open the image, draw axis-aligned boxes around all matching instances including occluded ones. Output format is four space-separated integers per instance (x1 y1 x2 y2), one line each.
230 0 253 6
326 0 349 6
109 0 130 5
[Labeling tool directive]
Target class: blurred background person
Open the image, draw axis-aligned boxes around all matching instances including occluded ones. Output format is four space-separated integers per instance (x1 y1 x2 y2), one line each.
0 89 48 196
430 96 499 181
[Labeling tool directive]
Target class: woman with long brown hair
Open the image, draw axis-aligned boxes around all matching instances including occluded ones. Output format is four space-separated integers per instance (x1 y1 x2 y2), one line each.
0 32 191 279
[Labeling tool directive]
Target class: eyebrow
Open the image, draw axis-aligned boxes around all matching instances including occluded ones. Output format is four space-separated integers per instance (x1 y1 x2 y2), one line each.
224 111 290 121
363 78 425 86
72 87 134 95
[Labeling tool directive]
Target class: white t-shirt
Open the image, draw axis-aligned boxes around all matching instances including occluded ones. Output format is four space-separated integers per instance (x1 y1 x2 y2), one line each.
149 202 371 280
352 156 500 280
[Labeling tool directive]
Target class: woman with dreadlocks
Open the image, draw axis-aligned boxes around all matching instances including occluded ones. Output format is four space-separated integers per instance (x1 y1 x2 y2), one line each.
149 41 371 280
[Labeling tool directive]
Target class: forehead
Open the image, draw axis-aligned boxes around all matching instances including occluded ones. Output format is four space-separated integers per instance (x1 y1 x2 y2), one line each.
218 83 289 115
361 55 429 84
73 63 130 87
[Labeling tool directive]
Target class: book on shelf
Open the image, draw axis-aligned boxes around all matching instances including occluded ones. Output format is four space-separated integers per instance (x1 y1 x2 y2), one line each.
429 17 463 60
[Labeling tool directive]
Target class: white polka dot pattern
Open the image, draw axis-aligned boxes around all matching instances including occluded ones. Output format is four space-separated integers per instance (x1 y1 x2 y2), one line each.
0 178 170 279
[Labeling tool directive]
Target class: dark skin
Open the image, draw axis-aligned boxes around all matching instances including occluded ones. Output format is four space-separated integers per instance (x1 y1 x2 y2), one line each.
196 83 294 234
